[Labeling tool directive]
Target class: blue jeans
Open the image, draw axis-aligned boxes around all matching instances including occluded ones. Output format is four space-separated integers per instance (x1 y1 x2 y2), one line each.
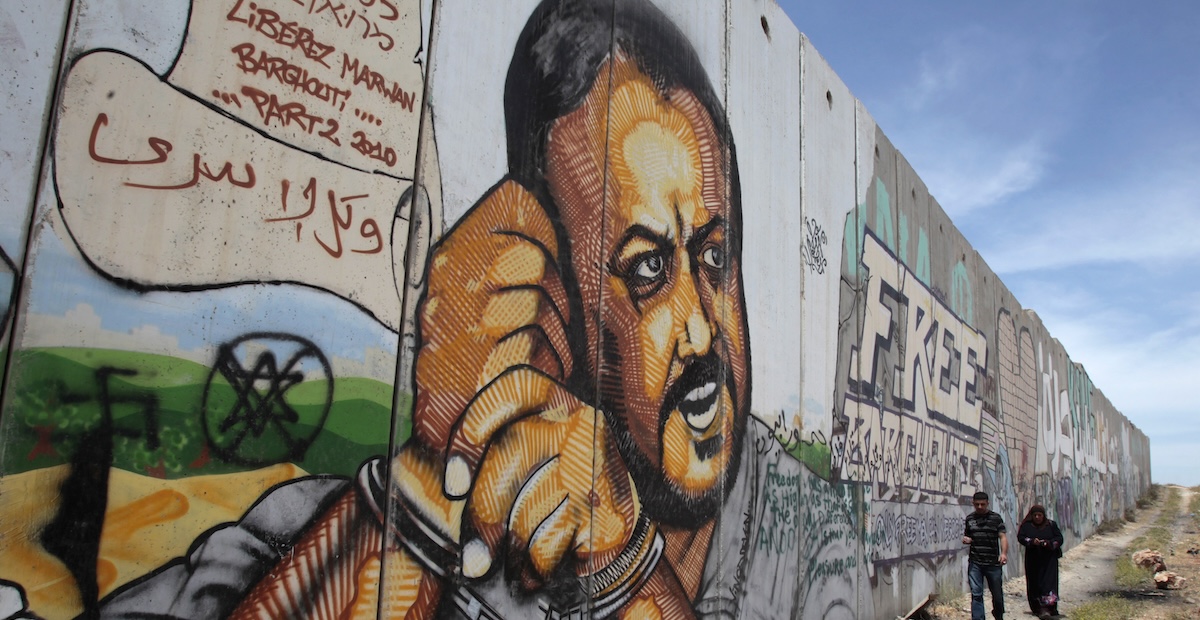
969 562 1005 620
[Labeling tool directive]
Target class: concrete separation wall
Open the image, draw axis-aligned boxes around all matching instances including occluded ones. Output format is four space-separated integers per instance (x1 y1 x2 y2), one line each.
0 1 1151 618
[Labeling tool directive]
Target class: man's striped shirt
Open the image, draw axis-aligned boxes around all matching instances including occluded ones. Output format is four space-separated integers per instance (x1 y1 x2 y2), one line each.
964 510 1006 566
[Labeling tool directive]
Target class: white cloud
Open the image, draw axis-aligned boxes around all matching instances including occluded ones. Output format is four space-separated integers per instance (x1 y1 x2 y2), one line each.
917 138 1047 218
63 303 102 330
870 28 1055 219
21 302 208 361
903 44 966 111
981 171 1200 275
1007 281 1200 484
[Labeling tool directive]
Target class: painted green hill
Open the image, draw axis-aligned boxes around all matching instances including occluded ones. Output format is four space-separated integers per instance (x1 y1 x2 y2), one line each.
0 347 401 479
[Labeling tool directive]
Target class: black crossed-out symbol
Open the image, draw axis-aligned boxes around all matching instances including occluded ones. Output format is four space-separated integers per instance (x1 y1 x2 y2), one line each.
201 332 332 467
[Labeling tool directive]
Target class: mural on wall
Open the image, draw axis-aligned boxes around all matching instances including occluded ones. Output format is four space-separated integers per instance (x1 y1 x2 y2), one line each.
93 1 858 617
0 0 1151 619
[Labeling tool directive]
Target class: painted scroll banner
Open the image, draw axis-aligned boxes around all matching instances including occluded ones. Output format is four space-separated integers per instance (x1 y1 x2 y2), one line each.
168 0 424 176
54 51 412 331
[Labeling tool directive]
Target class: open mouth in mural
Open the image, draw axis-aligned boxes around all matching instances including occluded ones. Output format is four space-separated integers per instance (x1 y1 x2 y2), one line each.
678 380 719 432
662 353 729 460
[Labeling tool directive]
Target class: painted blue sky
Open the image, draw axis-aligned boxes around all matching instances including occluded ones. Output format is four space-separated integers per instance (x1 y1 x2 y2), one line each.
780 1 1200 486
25 231 397 367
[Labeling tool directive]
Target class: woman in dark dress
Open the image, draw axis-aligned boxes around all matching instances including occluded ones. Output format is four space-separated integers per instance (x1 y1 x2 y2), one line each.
1018 505 1064 618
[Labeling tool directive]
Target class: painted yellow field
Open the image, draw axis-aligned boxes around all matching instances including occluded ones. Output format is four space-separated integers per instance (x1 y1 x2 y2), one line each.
0 464 307 618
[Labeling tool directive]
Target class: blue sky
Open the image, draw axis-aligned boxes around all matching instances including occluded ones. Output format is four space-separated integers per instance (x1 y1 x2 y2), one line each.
779 1 1200 486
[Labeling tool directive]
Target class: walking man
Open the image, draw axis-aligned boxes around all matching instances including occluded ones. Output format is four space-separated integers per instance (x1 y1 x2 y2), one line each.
963 491 1008 620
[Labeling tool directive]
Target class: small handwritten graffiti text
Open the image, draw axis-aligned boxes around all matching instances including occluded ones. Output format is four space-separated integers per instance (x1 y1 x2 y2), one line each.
863 502 965 564
758 462 800 555
341 53 417 111
350 131 397 167
805 217 829 274
241 85 342 146
226 0 337 66
797 478 861 584
295 0 398 51
232 43 352 109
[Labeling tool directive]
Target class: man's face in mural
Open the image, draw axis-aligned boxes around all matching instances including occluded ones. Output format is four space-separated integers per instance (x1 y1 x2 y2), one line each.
545 53 749 526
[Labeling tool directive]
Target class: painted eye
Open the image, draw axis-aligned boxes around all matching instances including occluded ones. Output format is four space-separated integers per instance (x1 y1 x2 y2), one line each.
634 254 665 279
701 246 725 269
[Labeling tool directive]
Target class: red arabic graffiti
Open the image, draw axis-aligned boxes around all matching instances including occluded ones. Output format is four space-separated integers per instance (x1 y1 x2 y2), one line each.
266 177 383 257
88 112 256 191
88 113 171 165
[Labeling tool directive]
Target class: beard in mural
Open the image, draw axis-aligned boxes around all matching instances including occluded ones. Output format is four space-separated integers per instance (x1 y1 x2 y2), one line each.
100 1 800 619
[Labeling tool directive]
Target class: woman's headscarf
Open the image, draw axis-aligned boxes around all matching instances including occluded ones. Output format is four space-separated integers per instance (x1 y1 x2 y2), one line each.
1022 504 1048 526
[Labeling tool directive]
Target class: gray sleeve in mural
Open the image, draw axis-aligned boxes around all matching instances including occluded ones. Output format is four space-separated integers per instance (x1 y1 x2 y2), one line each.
99 477 349 619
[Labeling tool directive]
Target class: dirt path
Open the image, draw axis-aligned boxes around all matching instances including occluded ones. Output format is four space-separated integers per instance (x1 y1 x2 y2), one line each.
930 487 1194 619
1054 497 1166 617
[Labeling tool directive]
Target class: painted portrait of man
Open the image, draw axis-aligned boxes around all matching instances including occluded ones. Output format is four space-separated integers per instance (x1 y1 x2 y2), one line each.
99 0 818 618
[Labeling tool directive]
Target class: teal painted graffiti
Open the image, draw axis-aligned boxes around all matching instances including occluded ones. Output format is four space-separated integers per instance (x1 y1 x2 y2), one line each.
874 179 895 253
844 178 897 279
950 261 974 325
897 211 931 285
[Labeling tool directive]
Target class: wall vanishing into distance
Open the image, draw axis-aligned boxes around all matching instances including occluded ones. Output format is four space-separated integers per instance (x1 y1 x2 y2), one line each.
0 1 1151 618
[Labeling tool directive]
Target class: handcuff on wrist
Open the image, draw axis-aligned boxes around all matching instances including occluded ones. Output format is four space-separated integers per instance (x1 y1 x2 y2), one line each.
357 457 664 619
588 513 665 618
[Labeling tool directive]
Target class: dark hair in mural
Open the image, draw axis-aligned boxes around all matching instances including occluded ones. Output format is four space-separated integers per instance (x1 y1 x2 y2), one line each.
504 0 742 251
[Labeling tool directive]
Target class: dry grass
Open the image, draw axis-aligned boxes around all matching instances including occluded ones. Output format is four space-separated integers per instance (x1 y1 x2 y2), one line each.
1069 596 1138 620
1115 553 1152 589
1158 487 1182 524
1095 517 1126 535
1126 486 1200 620
1116 487 1180 590
1136 484 1162 509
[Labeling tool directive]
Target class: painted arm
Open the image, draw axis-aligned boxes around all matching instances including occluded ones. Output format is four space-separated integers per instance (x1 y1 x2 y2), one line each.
99 476 447 620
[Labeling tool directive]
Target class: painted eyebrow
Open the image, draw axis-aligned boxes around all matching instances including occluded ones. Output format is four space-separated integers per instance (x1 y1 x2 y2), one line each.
686 216 724 255
609 224 672 273
617 224 672 253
